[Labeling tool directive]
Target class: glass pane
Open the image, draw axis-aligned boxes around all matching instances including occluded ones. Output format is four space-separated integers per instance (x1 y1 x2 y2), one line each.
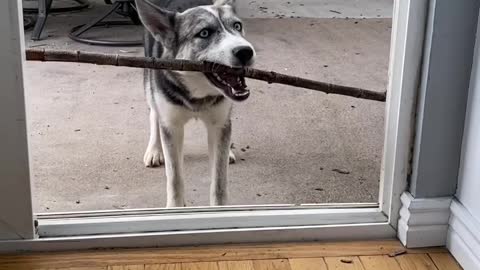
24 0 392 212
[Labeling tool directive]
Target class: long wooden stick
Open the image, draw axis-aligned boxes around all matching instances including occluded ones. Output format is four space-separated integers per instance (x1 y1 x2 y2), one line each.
25 49 386 102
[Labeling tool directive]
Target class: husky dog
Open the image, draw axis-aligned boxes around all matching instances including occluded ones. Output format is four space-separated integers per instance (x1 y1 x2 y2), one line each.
135 0 256 207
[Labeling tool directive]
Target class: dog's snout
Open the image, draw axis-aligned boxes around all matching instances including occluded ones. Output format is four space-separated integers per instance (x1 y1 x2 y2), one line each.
233 46 254 65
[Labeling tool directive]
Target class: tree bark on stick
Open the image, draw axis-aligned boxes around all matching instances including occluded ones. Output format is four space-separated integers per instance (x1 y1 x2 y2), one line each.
25 48 386 102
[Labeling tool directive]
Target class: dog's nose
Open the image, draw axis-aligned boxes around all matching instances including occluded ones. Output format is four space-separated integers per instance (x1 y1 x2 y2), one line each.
233 46 254 65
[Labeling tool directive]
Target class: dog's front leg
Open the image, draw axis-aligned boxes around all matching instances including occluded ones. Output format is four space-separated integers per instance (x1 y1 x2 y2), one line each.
144 109 164 167
160 125 186 208
207 120 232 206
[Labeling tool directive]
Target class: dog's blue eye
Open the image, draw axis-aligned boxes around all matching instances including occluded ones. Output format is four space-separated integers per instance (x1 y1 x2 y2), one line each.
233 22 242 31
198 29 211 38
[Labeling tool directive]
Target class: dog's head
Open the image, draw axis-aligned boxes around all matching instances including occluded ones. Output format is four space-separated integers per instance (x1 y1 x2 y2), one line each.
136 0 255 101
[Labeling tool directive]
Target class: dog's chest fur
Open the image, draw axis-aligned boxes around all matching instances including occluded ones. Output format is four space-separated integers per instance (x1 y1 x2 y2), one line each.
145 36 227 112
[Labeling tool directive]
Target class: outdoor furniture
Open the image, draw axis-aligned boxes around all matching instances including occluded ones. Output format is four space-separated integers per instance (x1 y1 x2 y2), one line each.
24 0 90 40
24 15 35 30
69 0 143 46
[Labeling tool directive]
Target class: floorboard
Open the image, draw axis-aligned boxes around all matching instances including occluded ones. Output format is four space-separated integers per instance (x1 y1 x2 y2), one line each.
0 240 458 270
324 256 365 270
395 254 439 270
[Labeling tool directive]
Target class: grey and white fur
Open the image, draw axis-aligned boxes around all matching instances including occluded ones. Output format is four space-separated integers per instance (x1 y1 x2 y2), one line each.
136 0 256 207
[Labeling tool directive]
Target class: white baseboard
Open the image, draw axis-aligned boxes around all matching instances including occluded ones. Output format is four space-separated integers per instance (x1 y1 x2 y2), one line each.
447 200 480 270
397 192 452 248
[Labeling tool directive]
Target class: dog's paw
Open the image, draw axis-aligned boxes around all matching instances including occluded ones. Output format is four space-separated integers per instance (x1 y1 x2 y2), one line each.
229 149 236 164
143 147 164 167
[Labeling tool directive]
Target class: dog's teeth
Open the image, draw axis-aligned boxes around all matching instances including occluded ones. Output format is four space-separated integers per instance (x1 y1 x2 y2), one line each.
231 87 249 97
234 91 248 97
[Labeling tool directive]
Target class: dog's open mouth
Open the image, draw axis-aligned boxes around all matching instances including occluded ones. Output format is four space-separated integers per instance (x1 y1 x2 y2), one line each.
205 72 250 102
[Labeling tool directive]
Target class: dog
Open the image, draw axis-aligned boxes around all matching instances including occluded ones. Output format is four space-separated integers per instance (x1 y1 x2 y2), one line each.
135 0 256 207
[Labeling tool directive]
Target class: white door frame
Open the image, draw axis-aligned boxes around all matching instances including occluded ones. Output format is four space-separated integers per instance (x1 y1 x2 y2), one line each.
0 0 429 252
0 0 35 241
379 0 429 229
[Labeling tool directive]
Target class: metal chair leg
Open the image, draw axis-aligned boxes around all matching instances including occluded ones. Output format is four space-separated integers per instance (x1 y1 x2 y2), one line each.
127 2 141 25
70 1 122 37
31 0 53 40
69 0 142 46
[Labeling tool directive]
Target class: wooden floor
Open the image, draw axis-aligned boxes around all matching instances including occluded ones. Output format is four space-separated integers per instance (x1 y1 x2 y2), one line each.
0 240 462 270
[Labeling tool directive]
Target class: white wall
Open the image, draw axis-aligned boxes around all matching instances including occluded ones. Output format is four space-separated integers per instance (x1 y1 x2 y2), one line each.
457 19 480 224
449 15 480 270
447 15 480 270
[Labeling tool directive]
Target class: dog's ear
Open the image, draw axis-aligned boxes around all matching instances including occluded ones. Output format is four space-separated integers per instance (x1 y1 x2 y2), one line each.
135 0 175 41
213 0 235 6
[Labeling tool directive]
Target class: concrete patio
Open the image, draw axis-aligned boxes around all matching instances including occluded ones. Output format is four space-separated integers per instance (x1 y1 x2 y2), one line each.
24 0 392 212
